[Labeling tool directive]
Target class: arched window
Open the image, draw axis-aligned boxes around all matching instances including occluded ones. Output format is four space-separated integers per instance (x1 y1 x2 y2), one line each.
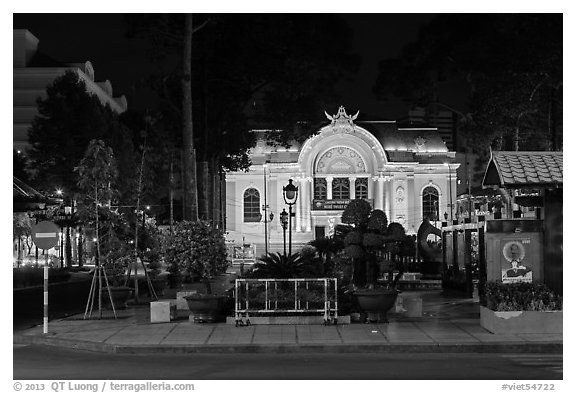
422 186 439 220
355 178 368 199
332 178 350 200
314 178 327 200
243 188 261 222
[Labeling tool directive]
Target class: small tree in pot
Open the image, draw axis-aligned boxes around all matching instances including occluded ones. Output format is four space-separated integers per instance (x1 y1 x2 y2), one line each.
335 199 410 322
165 220 228 322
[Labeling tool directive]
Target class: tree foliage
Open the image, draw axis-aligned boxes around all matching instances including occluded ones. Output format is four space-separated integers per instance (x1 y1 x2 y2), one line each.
75 139 121 265
336 201 409 290
27 71 138 198
372 14 562 154
124 14 361 169
164 220 228 294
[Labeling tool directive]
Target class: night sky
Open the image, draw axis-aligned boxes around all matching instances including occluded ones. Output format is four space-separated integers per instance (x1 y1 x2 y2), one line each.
13 13 468 119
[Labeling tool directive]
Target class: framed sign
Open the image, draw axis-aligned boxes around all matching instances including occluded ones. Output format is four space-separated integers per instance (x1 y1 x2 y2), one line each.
501 238 533 283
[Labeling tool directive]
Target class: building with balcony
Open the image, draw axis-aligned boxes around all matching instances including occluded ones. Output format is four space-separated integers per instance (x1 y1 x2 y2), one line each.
13 29 127 153
225 106 460 253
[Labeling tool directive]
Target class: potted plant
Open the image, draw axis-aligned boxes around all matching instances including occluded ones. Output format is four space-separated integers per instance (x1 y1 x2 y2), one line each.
335 199 409 322
480 281 562 334
165 220 229 323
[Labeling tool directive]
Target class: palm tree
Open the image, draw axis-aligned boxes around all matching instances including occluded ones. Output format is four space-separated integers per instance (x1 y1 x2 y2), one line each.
309 237 344 276
251 253 312 279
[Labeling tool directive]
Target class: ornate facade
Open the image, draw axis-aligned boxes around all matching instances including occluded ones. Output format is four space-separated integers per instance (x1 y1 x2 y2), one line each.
225 107 459 253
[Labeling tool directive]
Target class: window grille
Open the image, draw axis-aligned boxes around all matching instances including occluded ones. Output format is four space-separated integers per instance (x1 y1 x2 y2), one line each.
422 186 439 220
355 178 368 199
314 178 327 199
332 178 350 199
244 188 261 222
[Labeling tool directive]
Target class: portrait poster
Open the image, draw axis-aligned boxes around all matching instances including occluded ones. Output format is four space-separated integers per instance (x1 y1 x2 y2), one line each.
500 238 533 283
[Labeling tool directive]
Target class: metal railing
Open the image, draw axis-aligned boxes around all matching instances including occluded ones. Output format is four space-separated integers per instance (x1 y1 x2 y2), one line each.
234 278 338 326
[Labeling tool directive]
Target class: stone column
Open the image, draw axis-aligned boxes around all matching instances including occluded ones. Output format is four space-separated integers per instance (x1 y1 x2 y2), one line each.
296 177 302 232
376 176 385 210
326 176 333 200
349 176 356 200
385 176 392 220
305 177 312 232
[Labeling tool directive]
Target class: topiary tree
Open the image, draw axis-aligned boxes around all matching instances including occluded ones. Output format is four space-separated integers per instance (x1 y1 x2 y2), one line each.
165 220 228 294
336 199 410 290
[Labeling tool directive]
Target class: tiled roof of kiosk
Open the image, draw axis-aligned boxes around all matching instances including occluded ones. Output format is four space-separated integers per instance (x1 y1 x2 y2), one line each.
483 151 563 187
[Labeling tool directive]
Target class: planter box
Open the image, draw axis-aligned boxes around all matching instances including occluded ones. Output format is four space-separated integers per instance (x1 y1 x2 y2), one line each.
480 306 563 334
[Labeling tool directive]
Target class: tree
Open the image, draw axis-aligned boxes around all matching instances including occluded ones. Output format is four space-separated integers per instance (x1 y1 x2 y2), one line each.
13 150 29 183
124 14 361 222
336 200 408 290
27 71 138 199
372 14 562 154
75 140 119 265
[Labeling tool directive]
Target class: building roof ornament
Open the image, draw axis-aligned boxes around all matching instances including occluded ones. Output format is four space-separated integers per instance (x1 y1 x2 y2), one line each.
324 106 359 129
414 136 427 151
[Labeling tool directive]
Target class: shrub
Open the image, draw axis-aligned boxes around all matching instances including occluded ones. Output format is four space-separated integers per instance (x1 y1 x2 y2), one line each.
250 253 313 279
103 255 131 287
13 268 71 288
483 281 562 312
165 220 228 294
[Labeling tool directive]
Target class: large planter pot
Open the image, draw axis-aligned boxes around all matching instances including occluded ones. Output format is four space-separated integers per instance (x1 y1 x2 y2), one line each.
100 286 133 310
353 289 399 323
480 306 563 334
184 294 225 323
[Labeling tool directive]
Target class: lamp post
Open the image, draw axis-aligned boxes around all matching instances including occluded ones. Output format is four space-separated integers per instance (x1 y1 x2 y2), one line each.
280 209 288 256
263 212 274 255
444 162 454 223
283 179 299 256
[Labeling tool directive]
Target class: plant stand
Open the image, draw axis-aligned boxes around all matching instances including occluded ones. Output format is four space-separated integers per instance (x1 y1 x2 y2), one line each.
84 265 117 319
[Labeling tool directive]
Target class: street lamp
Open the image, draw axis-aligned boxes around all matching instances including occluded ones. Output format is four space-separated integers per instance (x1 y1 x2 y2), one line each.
280 209 288 256
444 162 454 223
283 179 298 255
263 212 274 255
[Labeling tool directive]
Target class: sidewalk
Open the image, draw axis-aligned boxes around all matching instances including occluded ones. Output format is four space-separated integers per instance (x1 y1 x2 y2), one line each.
13 291 562 354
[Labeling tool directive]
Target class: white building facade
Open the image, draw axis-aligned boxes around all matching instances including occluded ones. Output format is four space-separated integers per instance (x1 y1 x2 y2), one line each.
225 107 459 254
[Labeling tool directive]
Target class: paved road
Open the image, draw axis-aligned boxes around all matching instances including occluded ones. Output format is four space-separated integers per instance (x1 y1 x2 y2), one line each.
13 344 562 380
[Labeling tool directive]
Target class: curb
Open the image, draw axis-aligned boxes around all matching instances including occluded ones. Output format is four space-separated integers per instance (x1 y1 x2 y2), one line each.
14 334 562 355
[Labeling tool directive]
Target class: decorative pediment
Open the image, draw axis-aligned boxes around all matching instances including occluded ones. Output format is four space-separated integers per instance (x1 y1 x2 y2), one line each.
324 106 359 132
316 146 366 174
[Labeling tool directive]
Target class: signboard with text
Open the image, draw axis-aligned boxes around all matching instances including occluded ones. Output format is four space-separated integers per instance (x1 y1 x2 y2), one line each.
312 199 373 211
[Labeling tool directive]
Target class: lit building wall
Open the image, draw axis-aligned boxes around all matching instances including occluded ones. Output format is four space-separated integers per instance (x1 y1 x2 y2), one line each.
226 107 460 253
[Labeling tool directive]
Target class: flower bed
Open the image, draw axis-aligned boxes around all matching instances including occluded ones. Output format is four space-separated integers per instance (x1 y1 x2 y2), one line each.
480 281 562 334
